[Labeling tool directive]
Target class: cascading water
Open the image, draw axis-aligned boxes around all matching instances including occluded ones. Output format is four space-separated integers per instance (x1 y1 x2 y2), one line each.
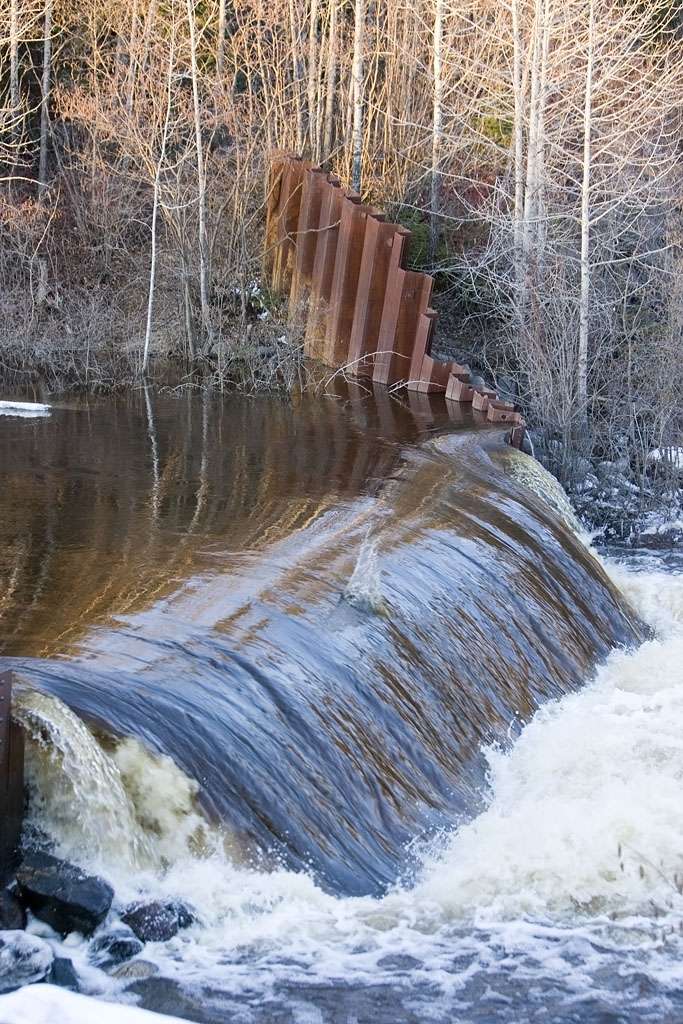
0 389 680 1024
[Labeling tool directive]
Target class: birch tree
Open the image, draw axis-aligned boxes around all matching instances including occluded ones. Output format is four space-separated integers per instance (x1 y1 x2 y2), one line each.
577 0 594 425
322 0 338 160
38 0 53 199
429 0 444 269
185 0 213 349
306 0 320 158
351 0 364 193
143 31 175 375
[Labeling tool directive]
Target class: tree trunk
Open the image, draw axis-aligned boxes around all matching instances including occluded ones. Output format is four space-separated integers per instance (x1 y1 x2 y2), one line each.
143 34 174 375
522 0 542 270
10 0 20 124
429 0 444 270
38 0 53 201
181 240 198 360
289 0 305 152
125 0 140 118
186 0 213 349
511 0 525 314
578 0 595 427
306 0 319 158
351 0 364 193
217 0 227 78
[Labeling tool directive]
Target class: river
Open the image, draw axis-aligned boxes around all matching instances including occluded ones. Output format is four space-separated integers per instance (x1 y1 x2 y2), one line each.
0 388 681 1023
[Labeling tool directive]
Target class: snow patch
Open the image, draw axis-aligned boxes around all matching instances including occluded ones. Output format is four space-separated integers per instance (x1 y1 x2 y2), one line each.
0 985 184 1024
0 399 51 418
647 447 683 472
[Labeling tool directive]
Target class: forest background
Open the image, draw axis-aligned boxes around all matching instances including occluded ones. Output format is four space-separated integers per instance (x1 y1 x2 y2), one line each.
1 0 682 531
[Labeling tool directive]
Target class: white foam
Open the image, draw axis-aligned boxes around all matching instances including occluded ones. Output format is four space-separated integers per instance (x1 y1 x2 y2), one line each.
14 550 683 1005
14 691 219 879
408 554 683 922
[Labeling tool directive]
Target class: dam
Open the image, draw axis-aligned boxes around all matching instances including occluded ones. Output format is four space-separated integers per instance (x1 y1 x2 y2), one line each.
1 388 680 1024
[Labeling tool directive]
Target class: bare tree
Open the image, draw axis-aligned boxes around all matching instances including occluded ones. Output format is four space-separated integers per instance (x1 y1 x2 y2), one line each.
185 0 214 349
143 30 175 374
429 0 444 268
351 0 364 193
322 0 338 161
38 0 53 199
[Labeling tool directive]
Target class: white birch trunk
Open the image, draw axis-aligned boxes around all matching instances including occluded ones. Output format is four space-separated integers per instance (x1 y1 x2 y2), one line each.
522 0 542 268
217 0 227 79
429 0 444 269
38 0 53 200
578 0 595 425
125 0 140 118
351 0 364 193
535 0 551 260
289 0 305 152
511 0 525 317
306 0 319 158
186 0 213 348
10 0 20 124
143 35 174 375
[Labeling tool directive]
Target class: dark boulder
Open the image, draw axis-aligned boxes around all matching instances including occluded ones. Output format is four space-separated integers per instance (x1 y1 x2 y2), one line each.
121 901 179 942
47 956 80 991
90 926 144 965
15 851 113 937
126 976 216 1022
0 889 27 931
164 899 197 930
0 930 53 992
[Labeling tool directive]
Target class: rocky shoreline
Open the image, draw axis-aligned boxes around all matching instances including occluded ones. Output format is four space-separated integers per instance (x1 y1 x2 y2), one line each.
0 847 196 999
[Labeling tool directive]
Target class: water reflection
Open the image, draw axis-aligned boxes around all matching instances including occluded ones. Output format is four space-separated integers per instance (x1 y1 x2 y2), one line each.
0 386 437 657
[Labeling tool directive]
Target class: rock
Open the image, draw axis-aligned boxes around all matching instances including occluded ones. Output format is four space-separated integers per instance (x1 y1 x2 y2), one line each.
48 956 80 990
90 925 144 965
164 899 197 930
0 889 27 931
16 851 113 937
109 959 159 981
496 376 519 401
121 901 179 942
0 930 54 992
126 976 214 1022
376 953 423 971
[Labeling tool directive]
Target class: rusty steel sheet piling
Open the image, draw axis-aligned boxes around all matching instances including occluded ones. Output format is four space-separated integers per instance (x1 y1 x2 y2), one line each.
373 270 433 388
347 220 409 378
324 198 377 367
0 670 25 887
304 179 347 360
263 154 527 450
290 168 331 323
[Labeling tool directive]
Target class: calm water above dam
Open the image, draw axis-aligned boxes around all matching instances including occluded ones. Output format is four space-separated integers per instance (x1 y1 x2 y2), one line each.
1 388 682 1023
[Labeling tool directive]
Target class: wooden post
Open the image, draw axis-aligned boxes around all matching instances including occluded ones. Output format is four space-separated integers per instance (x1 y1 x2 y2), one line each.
0 670 24 887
